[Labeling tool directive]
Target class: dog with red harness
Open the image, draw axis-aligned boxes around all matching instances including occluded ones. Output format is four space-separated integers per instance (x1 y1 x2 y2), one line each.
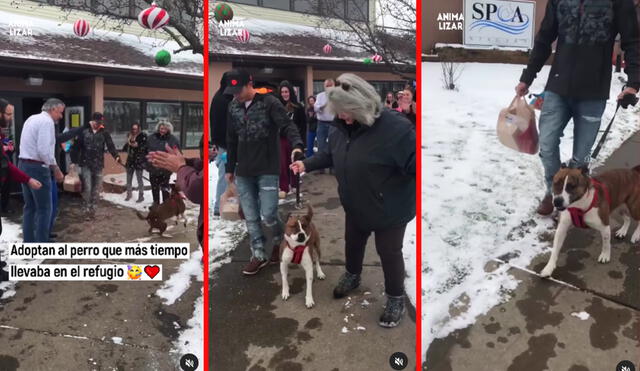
280 205 326 308
540 164 640 277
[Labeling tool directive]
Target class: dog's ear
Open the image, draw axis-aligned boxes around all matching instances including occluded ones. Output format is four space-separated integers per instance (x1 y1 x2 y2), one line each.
306 204 313 220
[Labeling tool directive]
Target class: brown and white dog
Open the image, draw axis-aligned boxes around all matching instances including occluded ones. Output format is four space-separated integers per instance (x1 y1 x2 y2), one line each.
280 205 326 308
136 183 187 236
541 165 640 277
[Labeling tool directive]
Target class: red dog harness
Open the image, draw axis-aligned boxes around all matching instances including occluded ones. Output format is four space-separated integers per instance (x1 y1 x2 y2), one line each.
288 244 307 264
567 178 611 229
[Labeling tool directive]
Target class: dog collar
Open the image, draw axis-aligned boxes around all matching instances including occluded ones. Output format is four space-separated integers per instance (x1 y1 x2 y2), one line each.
287 243 307 264
567 178 611 229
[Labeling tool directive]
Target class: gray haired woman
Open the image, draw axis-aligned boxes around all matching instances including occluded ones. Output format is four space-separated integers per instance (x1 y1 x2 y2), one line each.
291 73 416 328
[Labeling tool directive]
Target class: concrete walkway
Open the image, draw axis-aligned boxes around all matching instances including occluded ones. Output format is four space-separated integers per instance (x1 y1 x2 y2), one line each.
0 193 201 370
424 131 640 370
211 172 416 371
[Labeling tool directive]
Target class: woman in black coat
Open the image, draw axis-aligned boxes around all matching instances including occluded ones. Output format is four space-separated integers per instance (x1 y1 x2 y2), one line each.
123 122 148 202
147 121 180 204
291 73 415 328
277 80 306 198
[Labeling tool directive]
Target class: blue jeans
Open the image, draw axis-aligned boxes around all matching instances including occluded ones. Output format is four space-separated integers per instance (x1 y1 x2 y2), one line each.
236 175 282 260
214 149 227 214
49 176 58 237
306 131 317 158
19 161 52 242
539 91 607 193
316 120 331 156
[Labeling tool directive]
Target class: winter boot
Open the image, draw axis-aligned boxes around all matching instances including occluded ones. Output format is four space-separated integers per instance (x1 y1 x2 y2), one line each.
379 295 405 328
333 271 361 298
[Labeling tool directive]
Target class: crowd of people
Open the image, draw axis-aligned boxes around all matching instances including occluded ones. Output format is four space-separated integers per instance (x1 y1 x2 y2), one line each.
211 70 416 328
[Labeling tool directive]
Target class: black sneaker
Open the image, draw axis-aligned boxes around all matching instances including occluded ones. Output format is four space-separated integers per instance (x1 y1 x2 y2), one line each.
242 258 268 275
379 295 405 328
333 271 361 298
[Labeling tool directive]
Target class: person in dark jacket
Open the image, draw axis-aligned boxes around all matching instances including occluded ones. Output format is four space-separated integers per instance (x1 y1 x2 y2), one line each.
277 80 306 197
147 120 180 205
225 69 304 275
77 112 120 218
211 72 233 216
291 73 416 328
306 95 318 158
123 123 148 202
515 0 639 215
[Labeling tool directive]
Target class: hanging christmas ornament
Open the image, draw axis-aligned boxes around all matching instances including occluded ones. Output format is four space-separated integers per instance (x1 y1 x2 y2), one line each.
138 2 170 30
214 3 234 23
372 54 383 63
363 57 372 65
155 49 171 66
73 19 90 37
236 29 250 43
323 44 333 54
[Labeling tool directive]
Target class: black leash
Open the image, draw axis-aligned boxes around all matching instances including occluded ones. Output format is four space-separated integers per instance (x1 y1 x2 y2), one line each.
295 171 302 209
590 102 620 160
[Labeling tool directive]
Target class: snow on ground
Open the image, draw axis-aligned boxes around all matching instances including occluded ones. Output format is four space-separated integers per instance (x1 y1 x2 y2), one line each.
173 290 204 365
422 62 639 353
208 161 247 275
0 220 35 300
403 218 417 307
571 311 591 321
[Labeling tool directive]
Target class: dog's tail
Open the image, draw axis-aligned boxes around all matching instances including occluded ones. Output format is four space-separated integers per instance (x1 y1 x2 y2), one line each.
135 211 147 220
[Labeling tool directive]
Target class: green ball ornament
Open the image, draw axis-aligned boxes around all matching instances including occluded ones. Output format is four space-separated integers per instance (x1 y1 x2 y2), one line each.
363 58 372 65
155 50 171 66
214 3 234 22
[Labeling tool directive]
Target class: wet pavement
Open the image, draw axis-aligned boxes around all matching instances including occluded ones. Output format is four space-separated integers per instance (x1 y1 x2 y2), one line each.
211 172 416 371
0 192 201 370
424 131 640 370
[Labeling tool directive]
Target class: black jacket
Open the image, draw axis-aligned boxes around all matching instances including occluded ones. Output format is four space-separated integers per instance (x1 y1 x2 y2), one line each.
147 131 180 175
77 127 118 171
211 72 233 149
278 81 307 143
520 0 640 99
226 93 303 177
307 106 318 132
123 132 148 170
303 109 416 231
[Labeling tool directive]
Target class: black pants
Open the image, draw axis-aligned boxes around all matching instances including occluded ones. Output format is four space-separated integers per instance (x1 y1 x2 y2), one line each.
1 177 11 211
344 213 407 297
150 172 170 204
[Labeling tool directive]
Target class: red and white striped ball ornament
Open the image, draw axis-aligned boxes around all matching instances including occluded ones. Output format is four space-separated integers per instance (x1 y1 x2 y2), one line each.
73 19 90 37
236 29 250 43
372 54 383 63
138 2 170 30
323 44 332 54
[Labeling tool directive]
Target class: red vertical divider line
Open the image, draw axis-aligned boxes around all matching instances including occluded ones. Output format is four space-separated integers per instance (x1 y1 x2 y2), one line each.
203 0 210 369
415 0 423 369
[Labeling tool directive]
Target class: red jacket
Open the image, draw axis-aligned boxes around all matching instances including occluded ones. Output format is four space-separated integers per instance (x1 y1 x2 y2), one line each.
1 146 30 184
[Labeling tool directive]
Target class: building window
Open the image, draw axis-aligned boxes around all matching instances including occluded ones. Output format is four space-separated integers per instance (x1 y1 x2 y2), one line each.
227 0 259 5
346 0 368 21
262 0 291 11
103 100 142 149
294 0 317 14
184 103 204 148
146 102 183 147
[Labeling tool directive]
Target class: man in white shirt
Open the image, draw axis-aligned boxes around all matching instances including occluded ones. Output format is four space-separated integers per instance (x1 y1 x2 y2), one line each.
313 78 335 158
18 98 65 242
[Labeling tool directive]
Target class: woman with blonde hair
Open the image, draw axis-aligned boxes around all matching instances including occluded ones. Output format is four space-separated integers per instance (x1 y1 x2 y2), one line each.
291 73 416 328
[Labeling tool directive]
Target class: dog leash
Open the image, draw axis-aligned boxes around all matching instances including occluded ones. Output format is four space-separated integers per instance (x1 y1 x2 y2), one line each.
590 101 620 160
294 171 302 209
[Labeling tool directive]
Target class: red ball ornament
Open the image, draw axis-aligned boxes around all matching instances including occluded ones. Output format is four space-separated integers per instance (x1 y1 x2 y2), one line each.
323 44 332 54
73 19 90 37
372 54 383 63
138 2 170 30
236 29 250 43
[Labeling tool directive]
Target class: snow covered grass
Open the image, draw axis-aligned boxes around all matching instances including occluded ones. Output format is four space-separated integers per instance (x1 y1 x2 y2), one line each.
403 218 417 307
421 62 639 353
208 161 246 275
0 220 34 300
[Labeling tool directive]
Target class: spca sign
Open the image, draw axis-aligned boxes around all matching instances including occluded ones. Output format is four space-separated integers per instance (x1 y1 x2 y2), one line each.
463 0 535 49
